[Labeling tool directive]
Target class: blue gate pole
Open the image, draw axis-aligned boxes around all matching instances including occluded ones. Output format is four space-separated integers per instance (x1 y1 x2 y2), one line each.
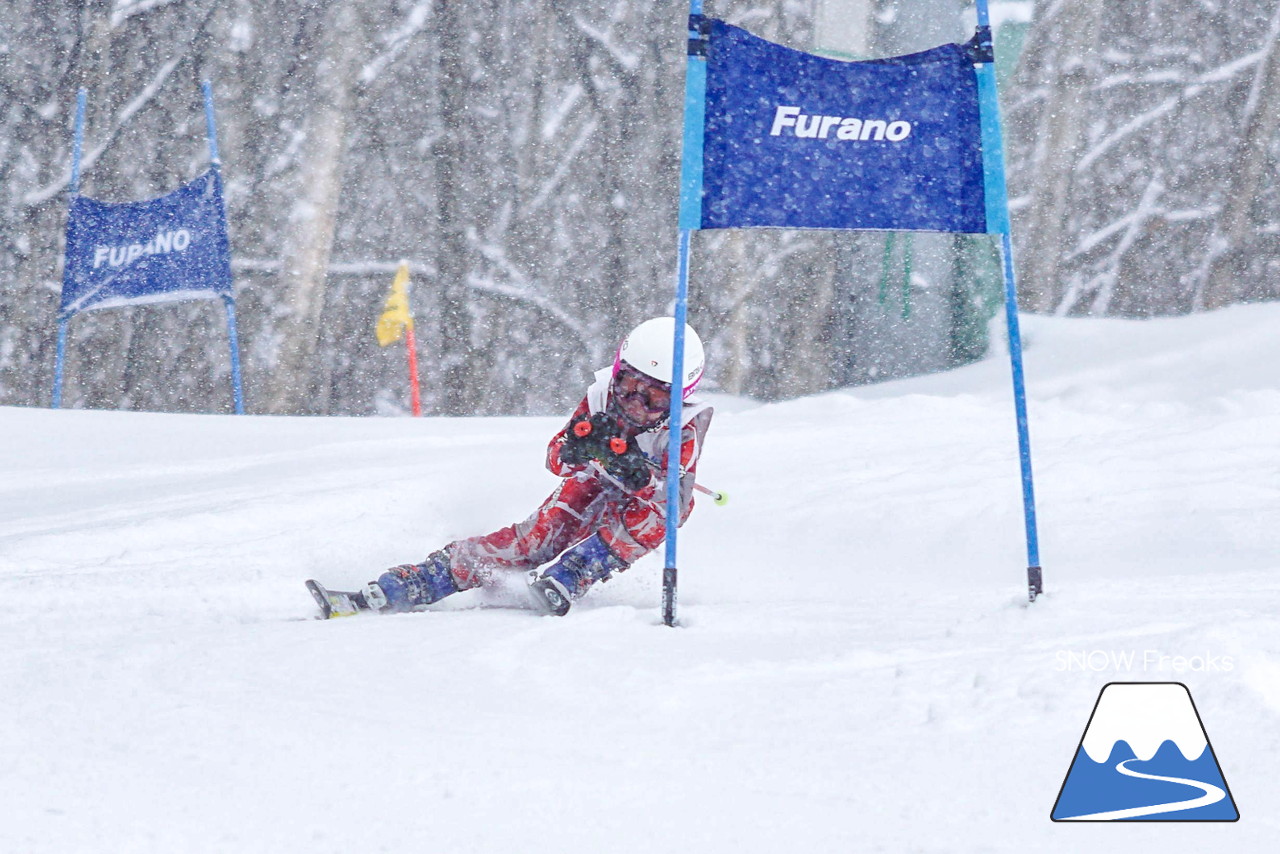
52 321 69 409
662 2 709 626
69 88 87 194
663 230 693 627
974 1 1043 600
222 297 246 415
53 88 88 410
203 80 244 414
202 81 221 166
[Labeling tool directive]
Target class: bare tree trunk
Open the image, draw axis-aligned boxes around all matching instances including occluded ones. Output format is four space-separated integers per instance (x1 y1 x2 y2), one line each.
716 232 757 395
75 0 113 90
265 0 360 414
431 0 478 415
787 247 838 395
1201 5 1280 310
49 0 114 408
1019 0 1104 314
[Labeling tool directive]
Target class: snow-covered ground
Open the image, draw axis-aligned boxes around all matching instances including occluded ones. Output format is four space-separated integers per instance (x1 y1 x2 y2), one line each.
3 305 1279 852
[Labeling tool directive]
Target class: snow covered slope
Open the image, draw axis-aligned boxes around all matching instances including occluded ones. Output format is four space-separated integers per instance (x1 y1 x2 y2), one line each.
3 305 1280 852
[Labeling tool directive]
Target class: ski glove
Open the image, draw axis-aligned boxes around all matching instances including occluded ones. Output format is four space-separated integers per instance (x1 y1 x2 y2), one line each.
602 441 650 491
559 412 617 466
560 412 651 491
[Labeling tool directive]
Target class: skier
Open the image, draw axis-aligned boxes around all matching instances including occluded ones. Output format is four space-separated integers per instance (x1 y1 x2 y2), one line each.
312 317 713 618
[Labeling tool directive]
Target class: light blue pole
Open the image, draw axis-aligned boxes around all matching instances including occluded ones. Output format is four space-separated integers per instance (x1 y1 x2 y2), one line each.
663 230 693 626
678 4 708 230
974 0 1043 600
52 321 69 409
202 81 221 166
663 2 708 626
53 88 88 409
69 88 87 194
203 80 244 414
223 297 246 415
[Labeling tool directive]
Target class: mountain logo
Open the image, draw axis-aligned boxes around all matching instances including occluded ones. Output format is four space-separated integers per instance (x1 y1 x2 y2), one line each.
1051 682 1239 822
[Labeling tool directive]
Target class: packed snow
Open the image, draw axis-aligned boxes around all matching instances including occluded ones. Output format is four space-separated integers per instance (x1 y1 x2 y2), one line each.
3 305 1280 852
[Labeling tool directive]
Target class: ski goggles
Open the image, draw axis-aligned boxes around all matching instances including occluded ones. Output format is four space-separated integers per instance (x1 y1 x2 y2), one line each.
613 364 672 416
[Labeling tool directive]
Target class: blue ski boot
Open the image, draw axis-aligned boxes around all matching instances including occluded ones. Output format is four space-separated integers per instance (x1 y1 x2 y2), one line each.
529 534 628 616
365 549 460 612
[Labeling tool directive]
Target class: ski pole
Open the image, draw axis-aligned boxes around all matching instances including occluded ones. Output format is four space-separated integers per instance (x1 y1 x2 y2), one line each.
691 481 728 506
640 454 727 506
593 455 729 507
573 416 729 506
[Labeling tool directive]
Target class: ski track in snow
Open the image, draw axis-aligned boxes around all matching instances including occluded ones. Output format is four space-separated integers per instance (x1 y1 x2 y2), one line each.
3 306 1280 852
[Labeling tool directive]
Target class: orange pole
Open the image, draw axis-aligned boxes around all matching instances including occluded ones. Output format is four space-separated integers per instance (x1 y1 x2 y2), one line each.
404 324 422 417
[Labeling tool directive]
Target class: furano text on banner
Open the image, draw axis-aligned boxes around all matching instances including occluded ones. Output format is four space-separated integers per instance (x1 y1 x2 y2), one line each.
692 19 987 233
59 168 233 319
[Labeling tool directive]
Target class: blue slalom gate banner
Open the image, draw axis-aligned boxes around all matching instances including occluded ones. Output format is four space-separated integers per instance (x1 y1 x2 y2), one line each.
684 18 989 234
661 3 1042 628
59 168 233 319
54 83 244 414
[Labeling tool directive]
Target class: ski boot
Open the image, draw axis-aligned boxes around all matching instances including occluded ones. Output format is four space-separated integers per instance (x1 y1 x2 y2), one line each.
365 549 461 612
528 534 628 616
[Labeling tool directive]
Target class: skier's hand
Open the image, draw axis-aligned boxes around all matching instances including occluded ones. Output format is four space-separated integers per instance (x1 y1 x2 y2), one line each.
560 412 618 466
602 437 650 491
558 429 592 466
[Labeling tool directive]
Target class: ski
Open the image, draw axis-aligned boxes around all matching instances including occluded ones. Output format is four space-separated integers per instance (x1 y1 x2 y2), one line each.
305 579 368 619
306 576 567 619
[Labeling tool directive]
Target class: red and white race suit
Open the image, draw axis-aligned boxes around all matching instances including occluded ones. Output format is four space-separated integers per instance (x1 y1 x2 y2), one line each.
442 368 713 589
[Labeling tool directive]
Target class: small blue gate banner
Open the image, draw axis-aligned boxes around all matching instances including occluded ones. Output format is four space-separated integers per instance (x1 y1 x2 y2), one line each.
695 20 987 233
59 169 233 319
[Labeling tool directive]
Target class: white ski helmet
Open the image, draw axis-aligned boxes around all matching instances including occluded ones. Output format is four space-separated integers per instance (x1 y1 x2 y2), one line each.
614 317 706 398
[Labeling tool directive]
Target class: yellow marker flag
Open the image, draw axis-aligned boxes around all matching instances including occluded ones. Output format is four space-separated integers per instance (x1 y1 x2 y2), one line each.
376 262 414 347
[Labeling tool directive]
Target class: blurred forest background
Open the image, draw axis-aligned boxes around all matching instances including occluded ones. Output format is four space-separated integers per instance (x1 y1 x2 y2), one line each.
1 0 1277 416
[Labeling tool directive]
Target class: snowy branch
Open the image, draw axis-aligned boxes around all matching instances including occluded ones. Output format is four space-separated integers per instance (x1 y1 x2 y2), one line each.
1243 2 1280 119
527 118 598 212
20 55 184 206
1033 0 1070 28
466 275 591 348
1006 86 1050 115
1094 68 1192 90
1076 51 1262 173
111 0 185 30
1070 205 1162 259
359 0 435 85
1058 172 1165 316
114 55 183 129
572 16 639 74
231 259 440 278
467 234 591 348
711 235 817 326
541 84 583 141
